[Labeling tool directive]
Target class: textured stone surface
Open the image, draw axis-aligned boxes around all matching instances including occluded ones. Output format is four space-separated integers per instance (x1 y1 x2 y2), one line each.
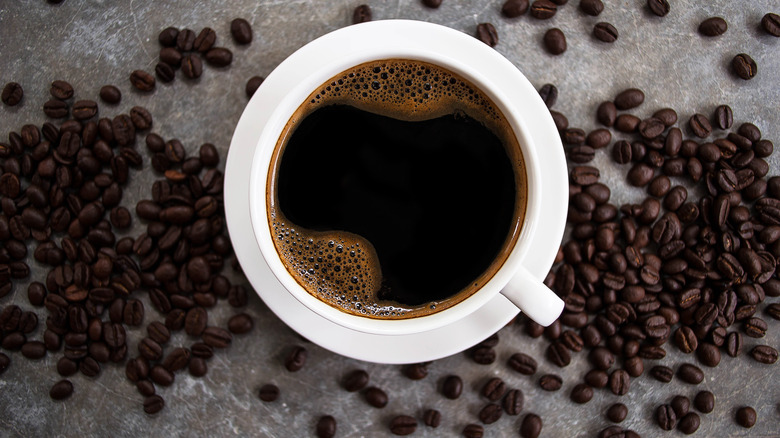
0 0 778 436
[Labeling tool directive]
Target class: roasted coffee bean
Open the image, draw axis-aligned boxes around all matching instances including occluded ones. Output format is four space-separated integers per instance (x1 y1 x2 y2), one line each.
284 345 307 371
175 28 195 51
580 0 604 15
656 404 677 430
342 369 369 392
129 70 155 92
750 345 778 364
570 383 593 404
257 383 280 402
402 362 428 379
364 386 388 408
79 356 100 377
502 0 529 17
138 380 157 398
726 331 742 357
2 82 23 106
735 406 756 428
593 22 618 43
245 75 264 98
158 26 179 46
231 18 253 44
476 23 499 47
389 415 417 436
463 423 484 438
584 369 608 388
762 13 780 36
470 346 496 364
482 377 507 401
501 388 524 415
647 0 669 16
650 365 673 383
673 326 698 353
677 363 704 384
441 374 463 399
530 0 557 19
688 114 712 138
49 379 73 400
539 374 562 391
21 341 47 359
43 99 68 118
150 364 174 386
694 391 714 413
72 100 98 120
316 415 337 438
508 352 538 374
204 48 233 68
732 54 757 80
699 17 727 36
606 403 628 423
543 28 566 55
143 394 164 415
227 313 253 334
350 4 373 23
161 347 190 372
479 403 502 425
571 166 600 186
138 337 163 361
678 412 700 434
520 413 542 438
696 342 721 367
130 106 153 130
538 83 558 108
192 27 217 52
744 317 768 337
50 80 74 100
155 63 175 83
123 299 144 326
609 369 630 395
670 395 690 418
546 341 571 367
181 55 203 79
418 409 440 428
99 85 121 104
614 88 644 110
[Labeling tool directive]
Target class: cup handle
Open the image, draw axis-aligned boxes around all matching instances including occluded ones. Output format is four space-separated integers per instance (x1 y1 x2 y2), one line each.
500 265 564 327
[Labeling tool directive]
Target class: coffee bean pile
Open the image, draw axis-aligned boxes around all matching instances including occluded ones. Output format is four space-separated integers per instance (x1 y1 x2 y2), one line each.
0 18 257 416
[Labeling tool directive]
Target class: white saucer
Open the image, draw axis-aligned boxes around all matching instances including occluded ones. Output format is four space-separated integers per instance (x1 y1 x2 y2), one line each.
225 20 567 364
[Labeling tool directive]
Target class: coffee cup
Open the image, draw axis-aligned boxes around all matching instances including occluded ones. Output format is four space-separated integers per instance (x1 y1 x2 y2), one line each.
228 20 565 337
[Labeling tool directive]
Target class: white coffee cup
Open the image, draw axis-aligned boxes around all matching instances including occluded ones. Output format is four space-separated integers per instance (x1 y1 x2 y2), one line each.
232 20 565 337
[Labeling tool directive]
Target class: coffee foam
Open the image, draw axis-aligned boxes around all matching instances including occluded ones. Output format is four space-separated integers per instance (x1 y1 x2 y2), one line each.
267 59 526 319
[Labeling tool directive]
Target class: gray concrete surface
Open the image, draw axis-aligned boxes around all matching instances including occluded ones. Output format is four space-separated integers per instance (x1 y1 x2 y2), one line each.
1 0 779 436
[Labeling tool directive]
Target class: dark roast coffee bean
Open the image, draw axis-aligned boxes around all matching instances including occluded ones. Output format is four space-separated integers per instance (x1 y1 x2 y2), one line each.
2 82 23 106
597 101 617 127
245 76 264 98
258 383 279 401
580 0 603 16
593 22 618 43
79 356 100 377
647 0 669 16
530 0 557 19
614 88 644 110
744 317 768 338
21 341 47 359
689 114 712 138
570 383 593 404
546 341 571 366
693 390 714 413
679 412 700 434
193 27 217 52
316 415 337 438
538 83 558 108
352 4 372 23
364 386 388 408
543 28 566 55
650 365 673 383
49 379 74 400
129 70 155 92
726 331 743 357
422 409 441 427
584 369 608 388
227 313 254 334
699 17 727 36
671 395 690 418
389 415 417 435
471 346 496 364
476 23 499 47
43 99 68 118
539 374 562 391
750 345 778 364
231 18 253 45
185 307 208 336
285 345 307 371
72 100 97 120
479 403 502 424
138 337 163 361
442 374 463 399
204 48 233 67
656 404 677 430
343 369 369 392
189 357 207 377
520 413 542 438
607 403 628 423
130 106 152 130
732 54 757 80
463 423 484 438
144 395 164 414
735 406 756 428
99 85 121 104
175 28 195 51
609 369 630 395
508 352 538 374
502 0 529 17
50 80 74 100
696 342 721 367
158 26 179 46
677 363 704 384
155 62 175 83
162 347 190 372
482 377 507 401
761 12 780 36
150 365 174 386
181 55 203 79
503 388 524 415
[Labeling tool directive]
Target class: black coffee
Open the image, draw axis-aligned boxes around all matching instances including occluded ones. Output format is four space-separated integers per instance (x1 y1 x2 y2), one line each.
267 59 527 319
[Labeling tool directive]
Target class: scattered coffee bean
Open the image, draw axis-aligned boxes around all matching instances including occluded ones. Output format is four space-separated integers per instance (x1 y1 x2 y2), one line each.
761 13 780 37
230 18 253 45
677 363 704 384
593 22 618 43
655 404 677 430
422 0 443 8
364 386 388 408
204 48 233 68
49 379 74 400
352 4 372 23
227 313 253 334
614 88 644 110
606 403 628 423
570 383 593 404
502 0 529 18
285 345 307 372
580 0 604 16
647 0 669 17
650 365 674 383
476 23 499 47
543 28 566 55
508 352 538 374
463 423 484 438
245 76 264 97
181 55 203 79
403 362 428 379
423 409 441 427
2 82 23 106
143 394 164 414
482 377 507 401
130 70 155 92
749 345 778 364
732 54 757 80
50 80 74 100
530 0 557 19
316 415 337 438
735 406 756 428
442 374 463 399
520 413 542 438
693 390 714 413
699 16 727 36
539 374 562 391
503 388 524 415
678 412 700 434
389 415 417 436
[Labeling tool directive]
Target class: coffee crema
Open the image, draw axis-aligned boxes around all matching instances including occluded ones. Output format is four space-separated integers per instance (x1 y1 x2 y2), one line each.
266 59 527 319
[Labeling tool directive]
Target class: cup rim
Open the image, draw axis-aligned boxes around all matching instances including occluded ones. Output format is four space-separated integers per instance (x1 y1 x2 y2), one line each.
247 20 545 336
